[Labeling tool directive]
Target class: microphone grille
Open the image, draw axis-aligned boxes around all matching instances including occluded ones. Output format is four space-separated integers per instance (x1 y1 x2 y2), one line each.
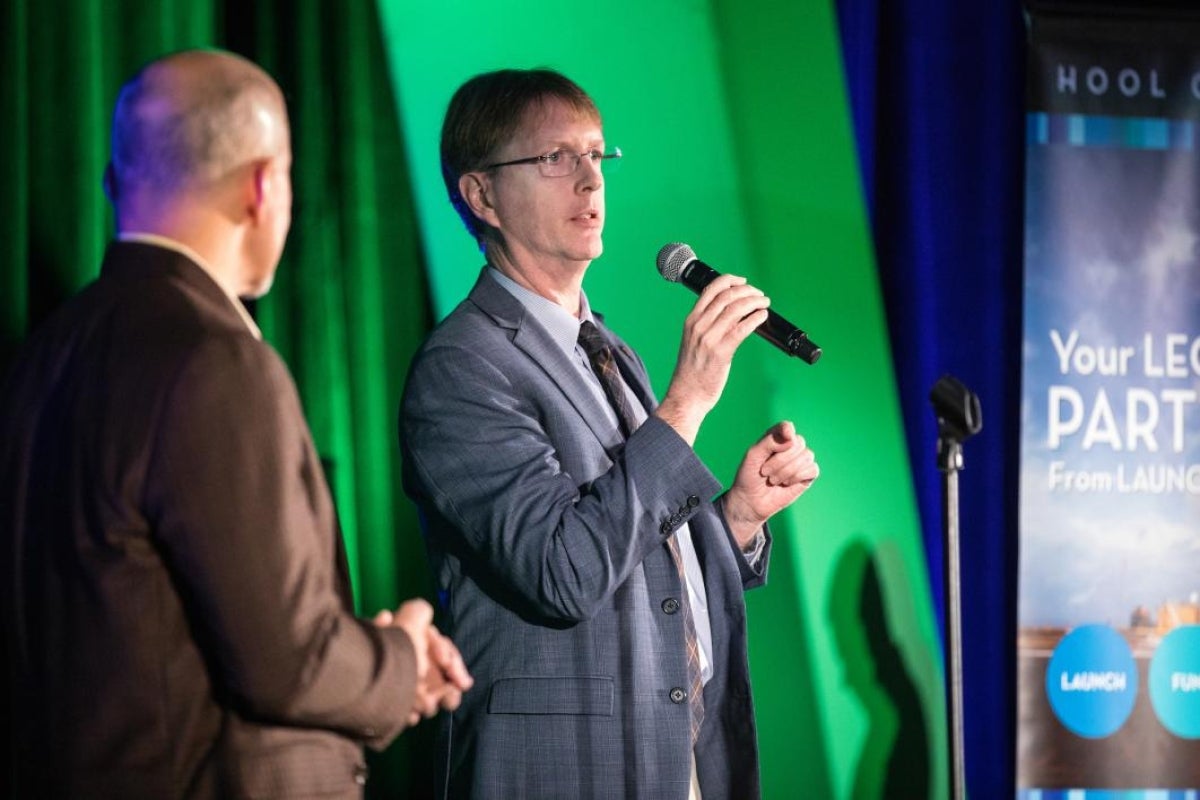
656 242 696 283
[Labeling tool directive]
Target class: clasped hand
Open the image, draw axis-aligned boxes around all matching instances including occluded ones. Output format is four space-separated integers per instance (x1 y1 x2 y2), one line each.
374 599 473 726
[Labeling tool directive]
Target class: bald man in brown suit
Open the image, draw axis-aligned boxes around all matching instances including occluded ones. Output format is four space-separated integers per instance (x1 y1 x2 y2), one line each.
0 49 470 799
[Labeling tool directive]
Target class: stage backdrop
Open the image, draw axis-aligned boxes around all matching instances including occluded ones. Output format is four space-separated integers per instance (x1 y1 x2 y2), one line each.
378 0 945 797
0 0 957 796
1020 4 1200 795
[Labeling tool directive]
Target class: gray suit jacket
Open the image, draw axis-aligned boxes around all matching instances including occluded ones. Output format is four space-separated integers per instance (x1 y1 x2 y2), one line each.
401 269 769 799
1 242 418 799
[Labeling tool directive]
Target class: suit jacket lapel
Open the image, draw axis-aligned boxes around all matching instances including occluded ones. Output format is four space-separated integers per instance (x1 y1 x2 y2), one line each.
466 269 624 450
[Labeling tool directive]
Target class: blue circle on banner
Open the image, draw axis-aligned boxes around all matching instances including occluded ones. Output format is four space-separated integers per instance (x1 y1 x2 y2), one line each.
1045 624 1137 738
1149 625 1200 738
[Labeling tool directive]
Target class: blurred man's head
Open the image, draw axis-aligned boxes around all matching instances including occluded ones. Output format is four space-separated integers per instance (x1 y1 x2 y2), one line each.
106 49 292 298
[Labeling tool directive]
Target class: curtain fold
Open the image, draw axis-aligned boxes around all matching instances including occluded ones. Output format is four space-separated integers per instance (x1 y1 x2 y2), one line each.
835 2 1025 796
0 0 29 366
3 1 434 795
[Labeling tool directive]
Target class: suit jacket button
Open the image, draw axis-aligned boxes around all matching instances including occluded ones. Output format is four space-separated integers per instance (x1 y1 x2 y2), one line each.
670 687 686 704
662 598 680 615
661 521 672 535
687 495 700 508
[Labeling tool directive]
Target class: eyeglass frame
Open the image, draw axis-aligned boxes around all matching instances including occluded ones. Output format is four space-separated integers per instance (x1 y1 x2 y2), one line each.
482 146 622 177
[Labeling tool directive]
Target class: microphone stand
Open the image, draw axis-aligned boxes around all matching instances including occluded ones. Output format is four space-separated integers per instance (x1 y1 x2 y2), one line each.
929 375 982 800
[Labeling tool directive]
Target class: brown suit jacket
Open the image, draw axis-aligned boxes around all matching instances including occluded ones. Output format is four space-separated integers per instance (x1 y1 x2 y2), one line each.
1 242 416 798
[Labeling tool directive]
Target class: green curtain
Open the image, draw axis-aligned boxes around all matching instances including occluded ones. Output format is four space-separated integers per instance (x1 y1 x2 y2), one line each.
2 1 435 795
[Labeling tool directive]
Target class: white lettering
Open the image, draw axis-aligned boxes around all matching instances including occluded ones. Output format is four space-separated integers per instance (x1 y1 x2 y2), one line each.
1061 671 1127 691
1151 69 1166 98
1118 462 1195 494
1049 462 1113 492
1126 388 1158 452
1143 334 1200 378
1053 463 1200 495
1050 329 1078 374
1058 64 1078 94
1116 463 1200 493
1046 386 1198 451
1165 333 1189 377
1048 386 1083 447
1082 388 1122 451
1172 672 1200 692
1162 389 1197 452
1052 66 1172 100
1142 335 1161 379
1118 68 1141 97
1049 329 1133 376
1145 332 1164 377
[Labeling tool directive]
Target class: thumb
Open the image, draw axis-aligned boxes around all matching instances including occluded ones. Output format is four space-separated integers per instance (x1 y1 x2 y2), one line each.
396 598 434 628
768 420 795 447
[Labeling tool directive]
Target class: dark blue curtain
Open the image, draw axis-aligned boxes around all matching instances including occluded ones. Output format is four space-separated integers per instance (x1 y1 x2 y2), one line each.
835 2 1026 797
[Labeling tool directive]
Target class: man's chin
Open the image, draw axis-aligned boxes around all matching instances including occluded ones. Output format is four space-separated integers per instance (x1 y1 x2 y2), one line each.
579 241 603 262
241 274 275 300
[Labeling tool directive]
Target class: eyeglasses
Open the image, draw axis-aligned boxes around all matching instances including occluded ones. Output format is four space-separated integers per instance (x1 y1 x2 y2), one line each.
483 147 622 178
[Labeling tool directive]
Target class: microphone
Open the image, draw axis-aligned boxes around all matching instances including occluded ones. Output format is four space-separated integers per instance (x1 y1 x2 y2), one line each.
656 243 822 365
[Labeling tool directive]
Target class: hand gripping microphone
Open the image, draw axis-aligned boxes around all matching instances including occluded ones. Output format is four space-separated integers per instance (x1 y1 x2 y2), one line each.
656 242 822 365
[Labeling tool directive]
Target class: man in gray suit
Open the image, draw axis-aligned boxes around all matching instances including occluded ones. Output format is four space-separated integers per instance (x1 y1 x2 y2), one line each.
1 49 471 798
400 69 820 799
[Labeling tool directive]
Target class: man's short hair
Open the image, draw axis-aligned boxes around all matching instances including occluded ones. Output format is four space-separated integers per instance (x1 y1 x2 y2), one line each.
109 54 280 198
440 68 600 246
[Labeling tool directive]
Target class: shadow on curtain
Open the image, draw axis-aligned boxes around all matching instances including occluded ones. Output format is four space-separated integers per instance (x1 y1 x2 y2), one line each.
830 538 931 798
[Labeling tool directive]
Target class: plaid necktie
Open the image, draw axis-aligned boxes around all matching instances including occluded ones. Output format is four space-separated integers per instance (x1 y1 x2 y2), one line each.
576 320 640 438
576 319 706 743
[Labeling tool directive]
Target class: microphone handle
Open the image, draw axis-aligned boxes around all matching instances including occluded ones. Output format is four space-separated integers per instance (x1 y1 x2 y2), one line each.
679 261 822 364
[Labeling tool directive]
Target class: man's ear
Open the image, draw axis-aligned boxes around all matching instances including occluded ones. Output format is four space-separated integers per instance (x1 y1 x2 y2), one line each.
246 159 272 223
459 172 500 230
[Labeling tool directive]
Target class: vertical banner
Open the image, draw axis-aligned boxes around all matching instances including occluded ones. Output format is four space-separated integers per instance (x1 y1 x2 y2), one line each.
1020 5 1200 796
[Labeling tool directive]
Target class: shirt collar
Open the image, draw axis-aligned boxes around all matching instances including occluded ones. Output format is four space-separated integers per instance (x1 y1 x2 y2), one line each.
486 266 596 357
118 232 262 340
